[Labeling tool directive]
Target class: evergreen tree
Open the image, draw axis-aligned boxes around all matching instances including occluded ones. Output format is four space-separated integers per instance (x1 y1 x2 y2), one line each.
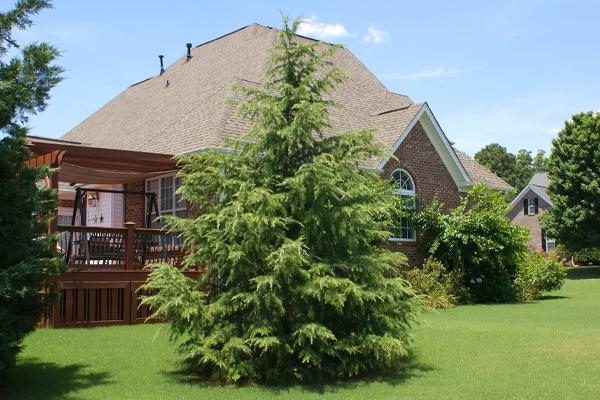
541 111 600 250
0 0 63 382
142 18 417 383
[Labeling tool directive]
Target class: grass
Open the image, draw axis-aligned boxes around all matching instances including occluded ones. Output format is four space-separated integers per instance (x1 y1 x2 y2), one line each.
3 266 600 400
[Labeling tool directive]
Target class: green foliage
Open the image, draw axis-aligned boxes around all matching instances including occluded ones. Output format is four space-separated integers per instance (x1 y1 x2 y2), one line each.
474 144 548 190
514 252 567 301
417 184 529 303
540 111 600 251
142 17 417 383
0 0 64 383
556 244 600 265
402 257 462 309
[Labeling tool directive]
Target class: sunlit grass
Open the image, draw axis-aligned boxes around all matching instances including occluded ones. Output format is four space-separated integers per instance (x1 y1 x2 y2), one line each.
4 266 600 399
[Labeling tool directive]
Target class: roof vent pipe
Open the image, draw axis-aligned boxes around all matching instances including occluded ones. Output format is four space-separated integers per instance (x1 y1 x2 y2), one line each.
159 55 165 75
186 43 192 61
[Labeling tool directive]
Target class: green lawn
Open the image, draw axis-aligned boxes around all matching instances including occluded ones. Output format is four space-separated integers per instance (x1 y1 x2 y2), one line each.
3 266 600 400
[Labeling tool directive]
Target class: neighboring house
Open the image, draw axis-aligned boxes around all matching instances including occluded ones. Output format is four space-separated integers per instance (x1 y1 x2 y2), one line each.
508 172 555 252
34 23 511 266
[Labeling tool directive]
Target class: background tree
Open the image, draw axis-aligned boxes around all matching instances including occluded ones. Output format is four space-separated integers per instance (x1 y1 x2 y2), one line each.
474 143 517 186
142 17 417 383
0 0 63 382
475 143 548 191
532 149 548 172
541 111 600 251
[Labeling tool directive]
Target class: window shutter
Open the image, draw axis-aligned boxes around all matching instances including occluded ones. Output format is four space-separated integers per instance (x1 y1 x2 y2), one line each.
523 198 528 215
534 198 539 214
541 228 546 251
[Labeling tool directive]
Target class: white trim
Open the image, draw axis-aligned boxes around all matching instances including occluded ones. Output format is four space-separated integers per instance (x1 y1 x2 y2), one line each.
388 237 416 243
509 185 553 209
376 103 471 190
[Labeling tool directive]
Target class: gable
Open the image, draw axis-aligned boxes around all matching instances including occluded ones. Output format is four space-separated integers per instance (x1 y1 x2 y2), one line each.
510 184 553 210
382 120 463 210
377 103 471 191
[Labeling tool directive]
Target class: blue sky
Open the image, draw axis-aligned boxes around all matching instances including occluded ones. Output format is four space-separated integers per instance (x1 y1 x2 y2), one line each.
12 0 600 155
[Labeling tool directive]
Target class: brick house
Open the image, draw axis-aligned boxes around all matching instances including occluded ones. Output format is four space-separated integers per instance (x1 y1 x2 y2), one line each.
38 23 511 266
508 172 555 252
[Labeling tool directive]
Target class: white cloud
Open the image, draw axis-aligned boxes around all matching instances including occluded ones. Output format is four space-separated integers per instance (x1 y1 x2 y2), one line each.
379 66 481 80
297 17 353 40
363 26 390 44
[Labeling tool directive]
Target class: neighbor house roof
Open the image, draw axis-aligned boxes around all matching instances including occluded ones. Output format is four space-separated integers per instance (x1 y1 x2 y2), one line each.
60 23 508 190
509 172 552 208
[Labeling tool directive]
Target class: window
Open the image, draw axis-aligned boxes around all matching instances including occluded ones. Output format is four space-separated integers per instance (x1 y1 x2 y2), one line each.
58 215 73 226
528 199 536 215
390 169 416 241
524 197 538 216
545 238 556 252
146 174 187 227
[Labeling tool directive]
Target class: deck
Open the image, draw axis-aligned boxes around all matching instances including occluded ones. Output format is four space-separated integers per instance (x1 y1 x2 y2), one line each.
46 223 200 328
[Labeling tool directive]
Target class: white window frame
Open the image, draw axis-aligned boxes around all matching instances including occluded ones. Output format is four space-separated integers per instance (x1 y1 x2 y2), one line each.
145 172 186 226
545 238 556 252
389 169 416 242
528 198 536 216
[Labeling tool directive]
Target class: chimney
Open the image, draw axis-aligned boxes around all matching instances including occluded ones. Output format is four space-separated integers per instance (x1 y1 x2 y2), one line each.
158 55 165 75
186 43 192 61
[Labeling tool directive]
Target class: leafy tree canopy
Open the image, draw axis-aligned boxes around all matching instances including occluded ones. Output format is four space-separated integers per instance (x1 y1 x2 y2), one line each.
475 143 547 190
142 17 417 383
541 111 600 250
0 0 63 382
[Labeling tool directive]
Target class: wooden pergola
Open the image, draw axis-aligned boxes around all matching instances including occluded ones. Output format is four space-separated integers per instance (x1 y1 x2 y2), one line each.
26 135 178 232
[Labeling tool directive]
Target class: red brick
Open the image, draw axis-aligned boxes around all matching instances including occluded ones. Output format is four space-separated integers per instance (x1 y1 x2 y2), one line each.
381 121 462 266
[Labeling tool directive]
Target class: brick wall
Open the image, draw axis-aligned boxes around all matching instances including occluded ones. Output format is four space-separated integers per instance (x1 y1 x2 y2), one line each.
381 121 462 266
124 180 146 227
508 191 551 252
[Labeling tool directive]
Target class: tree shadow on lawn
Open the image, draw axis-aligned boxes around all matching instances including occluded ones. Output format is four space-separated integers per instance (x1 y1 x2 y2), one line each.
164 352 434 396
567 265 600 280
1 357 113 400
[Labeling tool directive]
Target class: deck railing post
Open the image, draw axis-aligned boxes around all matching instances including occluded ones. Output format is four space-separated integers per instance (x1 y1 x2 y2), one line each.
124 222 136 270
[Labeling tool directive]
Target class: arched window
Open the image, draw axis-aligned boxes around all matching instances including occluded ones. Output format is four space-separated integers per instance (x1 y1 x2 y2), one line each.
390 169 416 241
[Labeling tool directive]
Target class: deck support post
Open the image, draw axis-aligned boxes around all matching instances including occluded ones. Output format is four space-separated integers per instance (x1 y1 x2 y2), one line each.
124 222 136 270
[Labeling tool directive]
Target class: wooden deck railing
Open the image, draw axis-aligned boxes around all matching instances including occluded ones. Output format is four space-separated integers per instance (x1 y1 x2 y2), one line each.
57 223 184 270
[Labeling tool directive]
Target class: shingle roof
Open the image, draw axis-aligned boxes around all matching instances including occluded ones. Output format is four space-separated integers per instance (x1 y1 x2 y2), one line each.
529 172 550 189
454 149 513 191
61 23 506 189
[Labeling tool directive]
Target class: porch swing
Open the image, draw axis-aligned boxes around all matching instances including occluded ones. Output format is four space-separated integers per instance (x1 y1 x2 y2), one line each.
64 187 160 266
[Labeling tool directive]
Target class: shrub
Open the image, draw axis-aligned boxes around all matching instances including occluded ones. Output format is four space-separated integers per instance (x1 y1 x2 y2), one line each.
417 184 529 303
402 258 462 309
555 245 600 265
514 252 567 301
576 248 600 265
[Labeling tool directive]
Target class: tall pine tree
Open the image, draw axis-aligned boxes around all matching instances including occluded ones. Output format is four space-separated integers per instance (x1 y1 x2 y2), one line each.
142 17 417 383
0 0 63 382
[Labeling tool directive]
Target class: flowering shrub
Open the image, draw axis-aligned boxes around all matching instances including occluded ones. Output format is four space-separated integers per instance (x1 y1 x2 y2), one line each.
514 252 567 301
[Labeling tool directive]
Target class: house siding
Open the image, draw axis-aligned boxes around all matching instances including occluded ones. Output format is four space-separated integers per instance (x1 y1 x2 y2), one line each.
508 190 551 252
381 121 462 267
